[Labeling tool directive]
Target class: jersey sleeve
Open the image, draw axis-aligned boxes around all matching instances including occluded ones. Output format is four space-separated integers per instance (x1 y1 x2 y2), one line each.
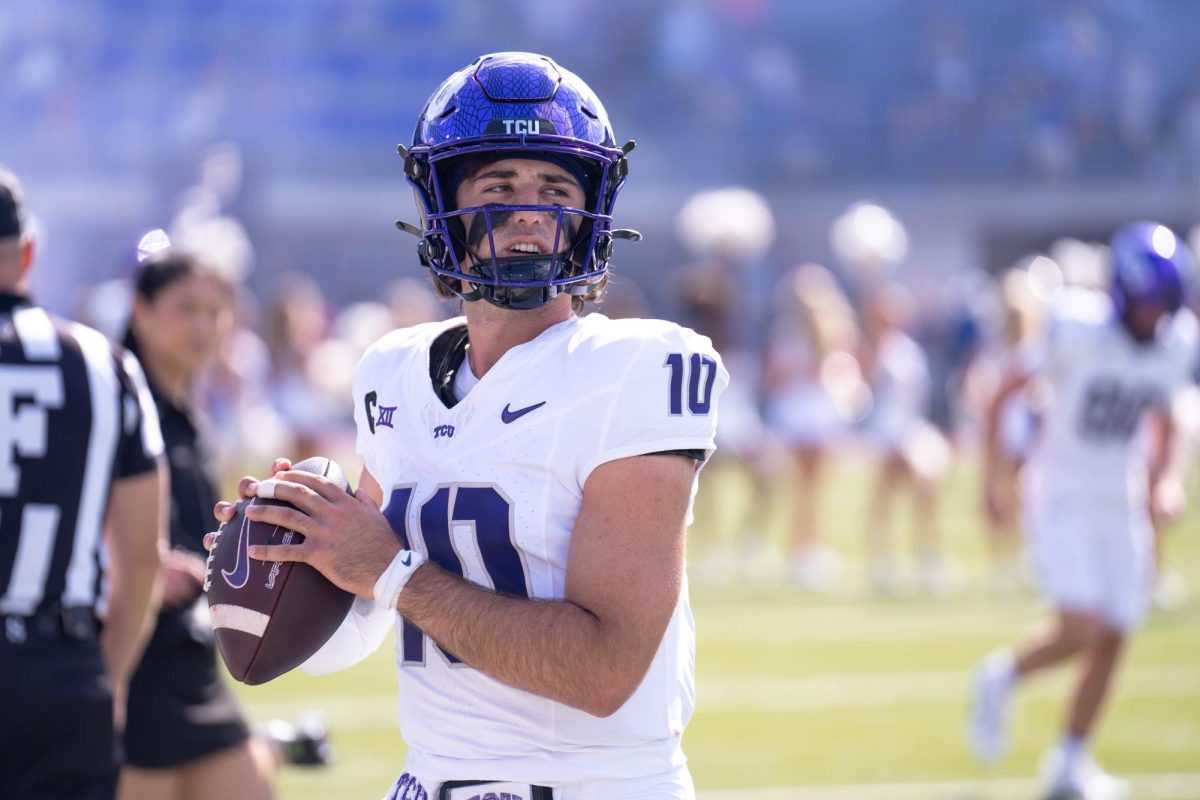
576 326 729 486
351 348 385 481
301 597 395 675
112 350 165 479
1163 309 1200 406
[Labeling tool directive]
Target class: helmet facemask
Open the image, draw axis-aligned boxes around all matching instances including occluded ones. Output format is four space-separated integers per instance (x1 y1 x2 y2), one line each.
424 152 608 310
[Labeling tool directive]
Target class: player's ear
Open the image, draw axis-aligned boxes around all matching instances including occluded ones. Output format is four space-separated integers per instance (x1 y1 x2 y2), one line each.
18 236 33 279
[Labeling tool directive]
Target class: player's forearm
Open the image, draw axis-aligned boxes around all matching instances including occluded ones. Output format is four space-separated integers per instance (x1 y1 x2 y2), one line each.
983 376 1025 481
982 395 1006 482
398 563 651 717
1147 411 1178 487
101 547 163 690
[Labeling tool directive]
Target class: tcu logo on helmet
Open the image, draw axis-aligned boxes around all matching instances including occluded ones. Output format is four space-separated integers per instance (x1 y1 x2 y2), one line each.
493 118 550 135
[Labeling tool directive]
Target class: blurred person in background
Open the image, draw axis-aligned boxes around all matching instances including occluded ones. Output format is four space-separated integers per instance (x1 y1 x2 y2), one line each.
118 248 329 800
197 285 292 485
977 264 1050 596
828 200 959 594
672 187 783 582
761 263 867 591
0 166 165 799
264 274 341 460
860 282 958 596
971 222 1198 800
386 276 451 330
1141 407 1193 612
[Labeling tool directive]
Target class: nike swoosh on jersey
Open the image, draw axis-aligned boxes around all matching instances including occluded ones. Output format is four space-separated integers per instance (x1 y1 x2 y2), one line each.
400 552 413 567
221 510 253 589
501 401 547 424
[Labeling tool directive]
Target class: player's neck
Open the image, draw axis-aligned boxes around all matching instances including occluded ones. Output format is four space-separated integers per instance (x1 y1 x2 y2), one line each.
463 295 573 378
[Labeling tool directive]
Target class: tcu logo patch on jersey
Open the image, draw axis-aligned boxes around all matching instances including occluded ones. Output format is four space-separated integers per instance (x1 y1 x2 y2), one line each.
386 772 428 800
432 424 455 439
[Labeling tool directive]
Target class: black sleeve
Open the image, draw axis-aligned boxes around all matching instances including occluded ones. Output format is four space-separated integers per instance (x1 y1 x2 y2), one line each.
112 350 164 479
649 448 707 462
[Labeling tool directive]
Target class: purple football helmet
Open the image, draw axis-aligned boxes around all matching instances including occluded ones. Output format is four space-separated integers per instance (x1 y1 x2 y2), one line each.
398 52 638 310
1108 221 1195 340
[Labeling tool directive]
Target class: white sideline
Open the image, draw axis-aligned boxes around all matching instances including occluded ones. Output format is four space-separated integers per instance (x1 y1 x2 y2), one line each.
697 771 1200 800
243 664 1200 722
698 665 1199 711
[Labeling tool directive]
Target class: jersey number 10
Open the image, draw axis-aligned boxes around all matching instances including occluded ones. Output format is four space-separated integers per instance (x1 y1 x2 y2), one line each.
383 485 527 666
665 352 717 416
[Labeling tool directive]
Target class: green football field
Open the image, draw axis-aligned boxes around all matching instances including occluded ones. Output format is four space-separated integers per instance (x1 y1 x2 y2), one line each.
233 457 1200 799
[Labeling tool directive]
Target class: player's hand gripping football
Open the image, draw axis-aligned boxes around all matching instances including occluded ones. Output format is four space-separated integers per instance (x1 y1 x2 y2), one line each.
208 458 402 601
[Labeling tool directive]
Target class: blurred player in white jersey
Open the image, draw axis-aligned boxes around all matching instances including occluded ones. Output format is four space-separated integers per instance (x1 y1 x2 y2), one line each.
970 222 1198 800
211 53 727 800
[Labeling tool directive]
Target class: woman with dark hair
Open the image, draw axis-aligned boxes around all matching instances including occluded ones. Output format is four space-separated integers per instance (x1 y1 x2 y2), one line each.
116 249 281 800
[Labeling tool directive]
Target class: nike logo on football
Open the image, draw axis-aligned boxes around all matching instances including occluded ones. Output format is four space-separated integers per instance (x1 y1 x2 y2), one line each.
221 509 253 590
501 401 546 424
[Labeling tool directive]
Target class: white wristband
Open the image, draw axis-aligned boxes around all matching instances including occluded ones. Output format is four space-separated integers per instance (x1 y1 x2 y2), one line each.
373 549 426 610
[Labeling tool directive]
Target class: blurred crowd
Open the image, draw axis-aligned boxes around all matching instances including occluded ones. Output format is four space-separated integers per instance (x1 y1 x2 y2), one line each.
6 0 1200 183
77 160 1200 603
669 188 1200 600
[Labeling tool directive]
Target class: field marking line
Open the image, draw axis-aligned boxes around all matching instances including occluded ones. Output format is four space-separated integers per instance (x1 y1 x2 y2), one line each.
696 664 1199 710
697 771 1200 800
243 664 1200 721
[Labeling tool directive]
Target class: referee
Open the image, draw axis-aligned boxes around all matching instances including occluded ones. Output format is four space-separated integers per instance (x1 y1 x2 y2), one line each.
0 166 166 799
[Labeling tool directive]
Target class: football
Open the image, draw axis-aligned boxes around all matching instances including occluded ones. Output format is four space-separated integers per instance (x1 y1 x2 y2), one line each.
205 456 356 685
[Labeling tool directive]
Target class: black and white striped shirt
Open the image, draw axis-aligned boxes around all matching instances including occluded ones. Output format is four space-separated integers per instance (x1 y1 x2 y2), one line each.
0 292 163 618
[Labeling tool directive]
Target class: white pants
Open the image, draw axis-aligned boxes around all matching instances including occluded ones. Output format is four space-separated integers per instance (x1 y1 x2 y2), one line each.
382 764 695 800
1024 493 1154 631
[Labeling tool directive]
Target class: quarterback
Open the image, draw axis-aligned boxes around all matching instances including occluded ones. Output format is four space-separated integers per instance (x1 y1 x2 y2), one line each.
971 222 1197 800
213 53 726 800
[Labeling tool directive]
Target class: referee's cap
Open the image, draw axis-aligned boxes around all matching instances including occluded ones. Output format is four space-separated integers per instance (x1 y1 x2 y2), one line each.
0 165 27 240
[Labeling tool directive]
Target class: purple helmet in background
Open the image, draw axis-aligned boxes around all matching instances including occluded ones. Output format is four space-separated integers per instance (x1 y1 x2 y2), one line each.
399 52 636 310
1108 221 1195 336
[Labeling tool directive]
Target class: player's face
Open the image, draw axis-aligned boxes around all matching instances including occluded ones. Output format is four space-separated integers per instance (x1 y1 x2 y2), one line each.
452 157 586 266
1125 297 1169 343
134 272 232 378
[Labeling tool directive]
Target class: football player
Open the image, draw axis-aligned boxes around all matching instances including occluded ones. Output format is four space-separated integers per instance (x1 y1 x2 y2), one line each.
971 222 1198 800
211 53 727 800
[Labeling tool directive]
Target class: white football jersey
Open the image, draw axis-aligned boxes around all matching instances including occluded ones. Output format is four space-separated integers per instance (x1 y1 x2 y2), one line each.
305 313 727 784
1022 289 1198 501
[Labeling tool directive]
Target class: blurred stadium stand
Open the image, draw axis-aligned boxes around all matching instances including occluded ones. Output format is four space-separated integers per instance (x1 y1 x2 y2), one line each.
4 0 1200 311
